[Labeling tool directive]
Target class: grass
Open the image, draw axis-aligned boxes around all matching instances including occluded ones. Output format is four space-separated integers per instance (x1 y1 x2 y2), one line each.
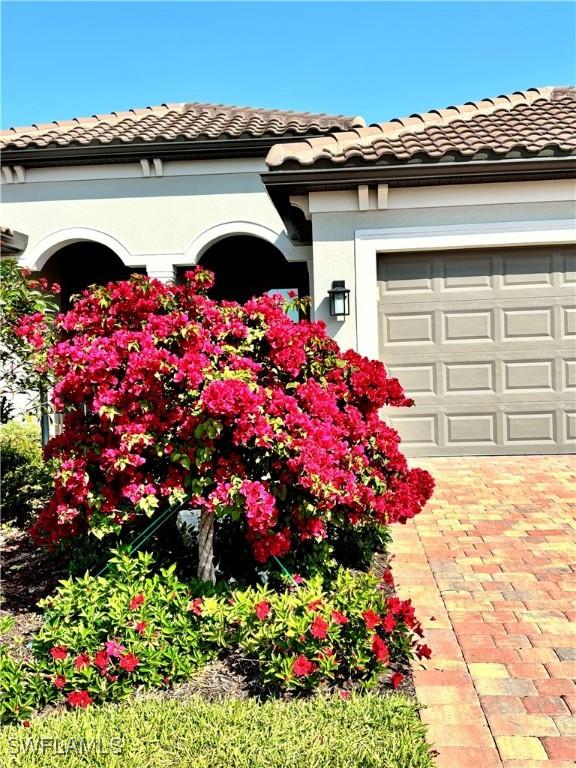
0 694 434 768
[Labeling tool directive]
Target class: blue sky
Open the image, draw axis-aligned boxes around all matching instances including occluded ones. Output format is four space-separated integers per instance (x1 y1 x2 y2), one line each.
2 1 575 129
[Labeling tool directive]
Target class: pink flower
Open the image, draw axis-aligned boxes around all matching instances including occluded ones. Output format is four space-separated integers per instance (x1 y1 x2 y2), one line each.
331 610 349 625
105 640 126 658
188 598 203 616
254 601 271 620
339 689 350 700
292 655 317 677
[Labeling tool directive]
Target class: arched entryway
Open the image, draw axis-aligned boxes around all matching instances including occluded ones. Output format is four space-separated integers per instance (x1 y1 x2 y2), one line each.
39 242 145 310
178 234 310 312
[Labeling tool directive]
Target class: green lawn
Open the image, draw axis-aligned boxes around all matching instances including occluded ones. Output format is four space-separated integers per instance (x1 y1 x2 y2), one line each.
0 694 434 768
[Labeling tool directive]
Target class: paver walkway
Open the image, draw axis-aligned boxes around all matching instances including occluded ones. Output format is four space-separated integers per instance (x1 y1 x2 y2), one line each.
390 456 576 768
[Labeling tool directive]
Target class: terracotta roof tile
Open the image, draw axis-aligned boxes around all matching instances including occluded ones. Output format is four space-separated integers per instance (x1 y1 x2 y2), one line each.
266 86 576 168
0 101 365 151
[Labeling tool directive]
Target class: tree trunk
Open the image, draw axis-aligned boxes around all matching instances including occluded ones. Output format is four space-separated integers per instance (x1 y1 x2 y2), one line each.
197 508 216 584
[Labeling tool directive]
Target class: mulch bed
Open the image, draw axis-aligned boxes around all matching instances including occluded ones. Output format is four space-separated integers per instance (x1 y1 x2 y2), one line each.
1 524 418 705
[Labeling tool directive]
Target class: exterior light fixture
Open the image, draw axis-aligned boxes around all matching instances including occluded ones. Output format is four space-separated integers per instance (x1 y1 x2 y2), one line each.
328 280 350 317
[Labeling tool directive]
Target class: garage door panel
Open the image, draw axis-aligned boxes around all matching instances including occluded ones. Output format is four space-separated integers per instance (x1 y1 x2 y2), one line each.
378 246 576 456
383 403 575 456
386 351 573 404
502 253 554 287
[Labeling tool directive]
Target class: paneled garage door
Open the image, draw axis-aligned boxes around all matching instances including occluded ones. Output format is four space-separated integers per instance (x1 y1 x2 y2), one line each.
378 246 576 456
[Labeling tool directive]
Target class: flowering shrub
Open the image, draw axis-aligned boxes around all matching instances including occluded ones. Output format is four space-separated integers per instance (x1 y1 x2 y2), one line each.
29 550 224 715
21 268 433 580
0 258 59 414
224 568 430 694
0 551 431 723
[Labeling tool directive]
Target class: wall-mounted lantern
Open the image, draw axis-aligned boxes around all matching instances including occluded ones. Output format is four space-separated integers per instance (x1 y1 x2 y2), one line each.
328 280 350 317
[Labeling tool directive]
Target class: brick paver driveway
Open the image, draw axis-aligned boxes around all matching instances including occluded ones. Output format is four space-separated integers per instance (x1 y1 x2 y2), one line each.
390 456 576 768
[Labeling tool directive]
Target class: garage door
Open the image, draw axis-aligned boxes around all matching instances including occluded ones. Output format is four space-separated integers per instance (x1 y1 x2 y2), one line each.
378 246 576 456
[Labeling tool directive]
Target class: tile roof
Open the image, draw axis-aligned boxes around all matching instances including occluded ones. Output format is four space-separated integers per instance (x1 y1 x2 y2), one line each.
0 102 365 151
266 86 576 168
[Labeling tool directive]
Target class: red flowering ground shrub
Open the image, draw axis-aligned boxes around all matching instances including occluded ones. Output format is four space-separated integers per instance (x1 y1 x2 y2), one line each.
224 567 431 694
23 268 433 579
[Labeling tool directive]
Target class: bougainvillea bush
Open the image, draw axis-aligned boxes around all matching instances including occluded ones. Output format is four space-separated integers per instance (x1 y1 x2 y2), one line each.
21 268 433 582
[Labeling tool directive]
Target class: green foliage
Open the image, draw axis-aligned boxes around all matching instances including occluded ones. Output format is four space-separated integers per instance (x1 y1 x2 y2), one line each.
0 419 53 526
29 550 224 715
0 617 55 725
0 695 434 768
0 258 58 411
0 551 426 723
223 568 417 694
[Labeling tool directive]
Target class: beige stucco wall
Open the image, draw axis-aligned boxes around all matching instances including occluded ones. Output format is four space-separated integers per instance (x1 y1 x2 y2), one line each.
1 159 308 278
311 188 576 351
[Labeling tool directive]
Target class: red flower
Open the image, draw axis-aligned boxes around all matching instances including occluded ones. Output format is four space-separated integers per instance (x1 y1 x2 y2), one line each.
134 621 147 635
67 690 93 708
53 674 66 689
107 674 118 682
292 655 317 677
339 690 350 700
331 610 349 625
119 652 140 672
310 616 329 639
381 568 395 586
188 598 203 616
391 672 404 689
383 614 396 633
254 601 271 620
129 593 145 610
22 720 31 728
416 643 432 660
371 634 390 663
307 600 323 612
363 610 381 630
50 646 68 661
74 653 91 670
94 650 109 671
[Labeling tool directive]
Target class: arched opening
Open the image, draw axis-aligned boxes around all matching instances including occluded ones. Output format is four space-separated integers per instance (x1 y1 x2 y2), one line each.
179 234 310 311
39 242 145 310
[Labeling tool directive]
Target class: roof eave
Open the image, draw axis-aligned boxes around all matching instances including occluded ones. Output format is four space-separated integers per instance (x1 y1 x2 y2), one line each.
261 155 576 193
0 133 357 168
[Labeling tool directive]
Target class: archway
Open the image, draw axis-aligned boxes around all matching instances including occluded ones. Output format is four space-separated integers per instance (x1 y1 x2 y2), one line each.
179 235 309 308
40 242 145 310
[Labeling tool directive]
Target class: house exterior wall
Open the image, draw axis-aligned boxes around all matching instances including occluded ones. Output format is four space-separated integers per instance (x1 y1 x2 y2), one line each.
310 182 576 352
2 158 311 281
